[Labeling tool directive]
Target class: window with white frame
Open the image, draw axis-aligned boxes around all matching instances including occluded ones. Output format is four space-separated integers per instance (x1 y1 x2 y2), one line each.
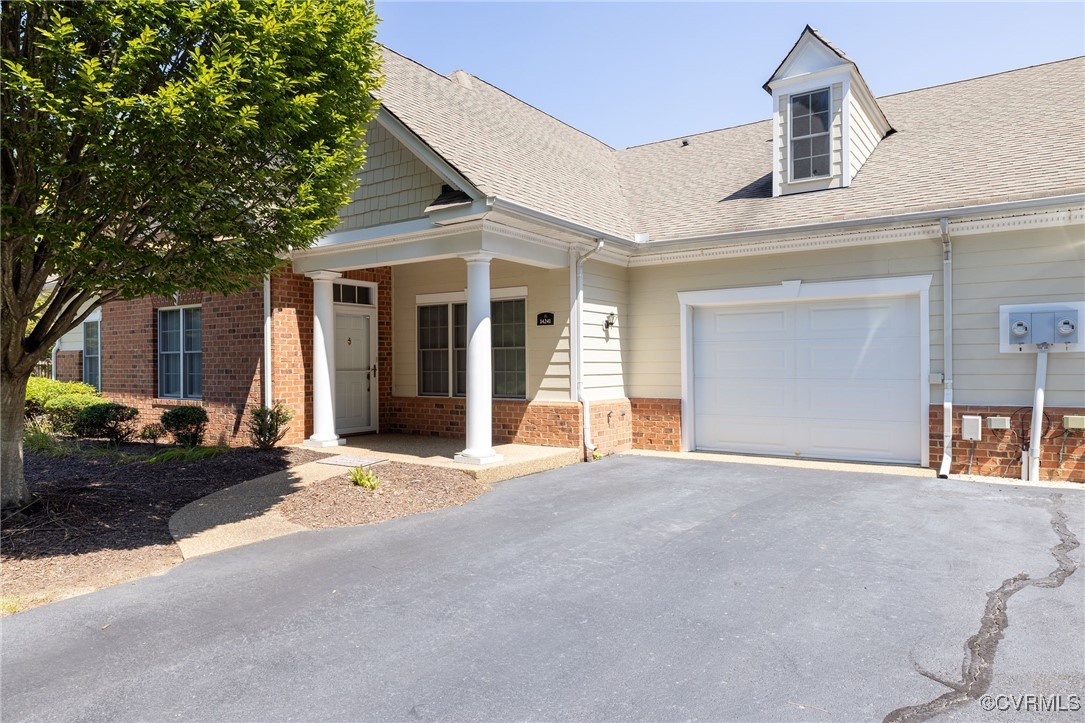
159 306 202 399
418 298 526 399
790 88 831 180
83 319 101 391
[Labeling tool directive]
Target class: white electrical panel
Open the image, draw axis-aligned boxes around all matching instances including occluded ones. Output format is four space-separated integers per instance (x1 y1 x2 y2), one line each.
961 415 982 441
987 416 1011 430
1065 415 1085 431
1000 302 1084 353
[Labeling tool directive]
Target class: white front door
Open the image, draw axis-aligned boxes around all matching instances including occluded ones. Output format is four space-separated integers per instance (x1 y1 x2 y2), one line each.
692 295 921 464
335 312 375 433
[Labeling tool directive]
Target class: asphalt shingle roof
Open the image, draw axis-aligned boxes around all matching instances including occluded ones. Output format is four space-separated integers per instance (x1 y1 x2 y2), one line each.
377 47 1085 243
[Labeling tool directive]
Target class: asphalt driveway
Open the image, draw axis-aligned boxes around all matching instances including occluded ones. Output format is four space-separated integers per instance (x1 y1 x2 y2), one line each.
3 456 1082 722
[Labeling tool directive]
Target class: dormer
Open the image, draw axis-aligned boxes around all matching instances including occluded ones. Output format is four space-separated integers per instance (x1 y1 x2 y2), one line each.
764 26 893 197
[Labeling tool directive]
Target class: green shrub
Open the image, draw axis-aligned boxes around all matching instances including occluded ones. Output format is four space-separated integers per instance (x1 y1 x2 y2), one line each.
145 446 228 464
44 393 104 435
161 405 209 447
139 423 166 446
25 377 98 418
74 403 139 443
247 404 294 449
23 416 69 457
349 465 380 490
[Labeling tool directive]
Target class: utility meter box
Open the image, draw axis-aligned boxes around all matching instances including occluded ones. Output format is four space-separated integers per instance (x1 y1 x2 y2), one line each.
987 416 1011 431
1000 303 1084 352
1065 415 1085 431
961 415 983 441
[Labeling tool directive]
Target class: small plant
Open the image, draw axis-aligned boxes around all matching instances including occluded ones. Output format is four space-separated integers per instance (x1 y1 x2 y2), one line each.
74 403 139 443
247 404 294 449
145 446 228 464
139 423 167 446
591 449 604 461
349 465 380 490
161 405 209 447
25 377 98 418
23 417 69 457
43 393 104 435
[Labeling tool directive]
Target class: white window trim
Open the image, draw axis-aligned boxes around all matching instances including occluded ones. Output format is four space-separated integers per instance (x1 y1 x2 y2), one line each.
158 304 202 401
677 275 932 467
82 319 101 392
787 86 832 184
333 279 377 307
415 290 529 400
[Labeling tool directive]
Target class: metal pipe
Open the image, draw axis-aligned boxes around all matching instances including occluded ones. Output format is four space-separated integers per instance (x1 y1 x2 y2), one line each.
1027 345 1050 481
937 218 954 478
574 240 605 457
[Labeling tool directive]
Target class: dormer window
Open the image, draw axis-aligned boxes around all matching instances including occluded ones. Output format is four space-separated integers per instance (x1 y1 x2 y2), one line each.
790 88 831 180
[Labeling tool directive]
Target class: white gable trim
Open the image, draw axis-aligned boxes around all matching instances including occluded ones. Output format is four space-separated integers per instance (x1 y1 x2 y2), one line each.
376 107 483 201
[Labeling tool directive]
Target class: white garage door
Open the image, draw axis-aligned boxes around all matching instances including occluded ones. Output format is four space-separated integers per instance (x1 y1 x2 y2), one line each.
693 295 921 464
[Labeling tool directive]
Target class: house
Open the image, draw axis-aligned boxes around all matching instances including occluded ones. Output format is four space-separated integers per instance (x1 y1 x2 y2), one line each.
54 27 1085 480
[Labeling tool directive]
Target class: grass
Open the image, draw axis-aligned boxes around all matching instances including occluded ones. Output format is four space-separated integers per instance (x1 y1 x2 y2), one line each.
145 446 229 464
1 596 24 616
23 425 72 458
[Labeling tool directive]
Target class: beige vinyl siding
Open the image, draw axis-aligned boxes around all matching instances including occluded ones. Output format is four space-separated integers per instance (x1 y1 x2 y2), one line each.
777 82 844 195
337 122 446 231
581 260 629 400
848 91 881 181
627 225 1084 408
55 323 84 354
392 259 571 401
951 225 1084 406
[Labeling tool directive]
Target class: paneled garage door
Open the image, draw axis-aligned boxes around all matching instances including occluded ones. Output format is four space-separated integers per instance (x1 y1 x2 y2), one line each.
692 295 921 463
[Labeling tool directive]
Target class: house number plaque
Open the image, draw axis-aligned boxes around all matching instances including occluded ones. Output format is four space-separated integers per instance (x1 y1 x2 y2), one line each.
536 312 554 326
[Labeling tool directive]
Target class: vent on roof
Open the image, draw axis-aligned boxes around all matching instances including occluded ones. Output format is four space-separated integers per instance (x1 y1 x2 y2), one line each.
425 184 473 214
681 139 689 147
450 70 474 89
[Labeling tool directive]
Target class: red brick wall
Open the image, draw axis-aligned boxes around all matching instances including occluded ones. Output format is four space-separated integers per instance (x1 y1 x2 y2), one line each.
271 267 393 445
590 398 632 456
930 405 1085 481
55 351 82 383
99 288 263 445
631 398 682 451
383 396 581 448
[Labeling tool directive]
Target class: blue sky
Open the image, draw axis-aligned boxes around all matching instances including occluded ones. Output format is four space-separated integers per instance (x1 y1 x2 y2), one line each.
375 1 1085 148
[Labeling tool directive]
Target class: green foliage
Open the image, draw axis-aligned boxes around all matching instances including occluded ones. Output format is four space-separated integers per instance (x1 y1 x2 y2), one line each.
247 403 294 449
43 393 103 434
25 377 98 418
139 423 166 445
23 416 69 457
349 465 379 490
160 405 209 447
73 402 139 443
145 446 228 464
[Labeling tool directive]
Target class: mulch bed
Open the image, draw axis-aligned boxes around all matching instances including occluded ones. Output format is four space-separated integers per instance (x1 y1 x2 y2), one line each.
1 443 329 613
277 462 488 529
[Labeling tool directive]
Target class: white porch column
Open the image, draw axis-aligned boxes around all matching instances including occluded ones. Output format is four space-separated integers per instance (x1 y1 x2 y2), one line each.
455 253 503 465
305 270 346 447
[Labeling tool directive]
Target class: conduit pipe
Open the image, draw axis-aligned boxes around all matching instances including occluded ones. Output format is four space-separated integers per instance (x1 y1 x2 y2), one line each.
263 274 273 407
938 218 954 478
572 240 605 457
1025 344 1050 481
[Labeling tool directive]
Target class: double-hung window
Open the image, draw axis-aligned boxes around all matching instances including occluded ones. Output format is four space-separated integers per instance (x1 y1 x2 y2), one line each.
418 298 526 399
159 306 202 399
82 319 100 391
790 88 831 180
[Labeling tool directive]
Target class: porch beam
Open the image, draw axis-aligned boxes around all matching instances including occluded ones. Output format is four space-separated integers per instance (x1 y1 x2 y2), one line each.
455 253 503 465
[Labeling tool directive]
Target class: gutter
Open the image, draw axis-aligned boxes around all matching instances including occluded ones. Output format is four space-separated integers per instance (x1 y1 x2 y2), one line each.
937 218 953 478
263 275 273 407
571 240 605 458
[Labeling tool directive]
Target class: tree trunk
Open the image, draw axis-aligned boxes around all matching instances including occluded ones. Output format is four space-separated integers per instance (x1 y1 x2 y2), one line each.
1 369 31 510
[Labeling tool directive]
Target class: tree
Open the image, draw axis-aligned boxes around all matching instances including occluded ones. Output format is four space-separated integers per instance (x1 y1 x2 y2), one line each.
1 0 381 508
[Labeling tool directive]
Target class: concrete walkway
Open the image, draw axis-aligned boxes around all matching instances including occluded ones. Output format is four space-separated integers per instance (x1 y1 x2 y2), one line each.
169 437 581 559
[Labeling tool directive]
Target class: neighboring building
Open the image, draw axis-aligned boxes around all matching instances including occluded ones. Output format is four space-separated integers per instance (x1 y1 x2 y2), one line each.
55 27 1085 480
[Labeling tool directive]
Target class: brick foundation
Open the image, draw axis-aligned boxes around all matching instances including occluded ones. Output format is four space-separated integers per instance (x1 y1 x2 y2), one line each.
929 405 1085 482
383 396 582 448
589 398 632 456
271 267 393 445
55 350 82 383
631 398 683 451
100 288 263 445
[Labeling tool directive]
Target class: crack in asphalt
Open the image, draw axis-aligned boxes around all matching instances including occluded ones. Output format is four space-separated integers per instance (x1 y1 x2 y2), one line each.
882 493 1080 723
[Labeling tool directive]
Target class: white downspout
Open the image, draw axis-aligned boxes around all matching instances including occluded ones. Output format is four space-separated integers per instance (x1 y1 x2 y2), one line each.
1026 345 1050 481
51 342 58 380
573 240 605 457
937 218 954 478
263 274 273 407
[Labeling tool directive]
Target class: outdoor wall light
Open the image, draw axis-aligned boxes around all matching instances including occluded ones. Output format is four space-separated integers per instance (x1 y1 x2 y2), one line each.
603 312 618 330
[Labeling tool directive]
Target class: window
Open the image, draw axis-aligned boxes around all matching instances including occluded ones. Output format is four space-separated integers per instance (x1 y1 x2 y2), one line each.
83 320 100 391
159 307 202 399
790 88 831 180
418 298 526 399
332 283 372 306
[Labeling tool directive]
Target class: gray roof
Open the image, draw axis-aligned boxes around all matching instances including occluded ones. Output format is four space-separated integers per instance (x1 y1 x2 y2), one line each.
377 47 1085 243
